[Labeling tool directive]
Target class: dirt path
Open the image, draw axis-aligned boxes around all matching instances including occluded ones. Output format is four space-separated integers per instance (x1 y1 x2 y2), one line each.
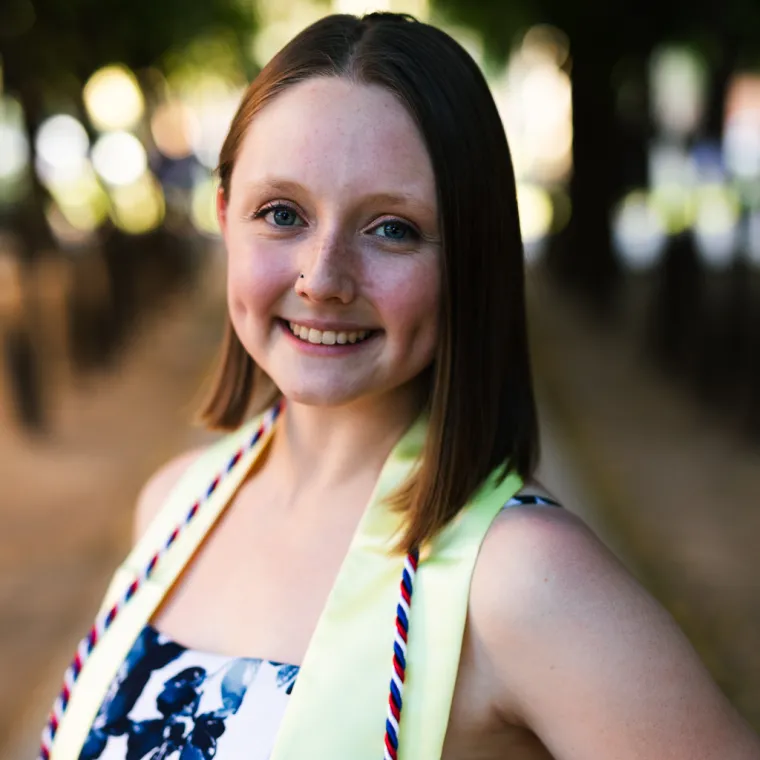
1 256 225 757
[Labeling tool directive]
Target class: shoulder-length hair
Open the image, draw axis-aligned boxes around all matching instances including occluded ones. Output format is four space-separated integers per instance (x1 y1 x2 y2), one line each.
200 12 539 552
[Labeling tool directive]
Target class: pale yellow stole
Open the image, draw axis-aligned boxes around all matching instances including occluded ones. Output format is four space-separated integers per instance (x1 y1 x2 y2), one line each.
50 408 522 759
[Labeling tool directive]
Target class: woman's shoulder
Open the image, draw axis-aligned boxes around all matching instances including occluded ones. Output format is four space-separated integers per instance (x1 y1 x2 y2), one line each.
470 478 665 654
467 489 759 756
133 448 208 544
471 488 621 632
132 412 274 545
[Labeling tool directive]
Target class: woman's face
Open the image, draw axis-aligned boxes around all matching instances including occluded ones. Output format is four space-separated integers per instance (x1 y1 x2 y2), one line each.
219 77 441 408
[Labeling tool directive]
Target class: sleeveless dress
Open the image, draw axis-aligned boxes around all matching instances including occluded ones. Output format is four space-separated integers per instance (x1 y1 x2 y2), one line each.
76 495 559 760
43 406 560 760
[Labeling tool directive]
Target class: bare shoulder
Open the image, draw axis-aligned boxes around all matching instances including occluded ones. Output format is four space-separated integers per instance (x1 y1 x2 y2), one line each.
472 501 634 616
133 448 206 544
470 503 628 646
469 504 760 759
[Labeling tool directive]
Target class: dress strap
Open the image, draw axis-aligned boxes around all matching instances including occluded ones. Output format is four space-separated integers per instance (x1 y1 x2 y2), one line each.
504 492 562 508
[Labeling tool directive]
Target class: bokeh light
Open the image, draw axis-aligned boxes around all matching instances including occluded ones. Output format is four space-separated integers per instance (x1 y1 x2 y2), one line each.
0 96 30 182
517 183 554 242
191 174 221 236
34 114 90 186
188 89 244 170
648 141 697 234
91 131 148 187
517 183 554 263
165 55 244 172
650 45 708 137
47 164 109 233
331 0 429 18
723 74 760 180
45 201 99 247
150 100 197 160
251 0 326 68
0 122 29 181
613 191 667 270
493 26 573 184
83 65 145 132
109 172 166 235
692 183 741 269
522 24 570 69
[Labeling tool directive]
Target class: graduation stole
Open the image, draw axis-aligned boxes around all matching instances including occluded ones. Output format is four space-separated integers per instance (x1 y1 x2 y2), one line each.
44 405 522 759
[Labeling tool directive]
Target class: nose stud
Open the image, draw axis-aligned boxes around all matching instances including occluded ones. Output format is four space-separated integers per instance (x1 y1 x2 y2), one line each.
299 273 305 279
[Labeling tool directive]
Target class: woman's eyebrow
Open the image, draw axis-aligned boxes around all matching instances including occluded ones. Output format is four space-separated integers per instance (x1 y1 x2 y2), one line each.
241 177 308 198
359 192 436 219
241 180 436 218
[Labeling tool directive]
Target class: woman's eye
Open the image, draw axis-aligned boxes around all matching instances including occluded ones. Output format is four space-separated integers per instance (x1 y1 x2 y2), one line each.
371 219 419 241
254 204 304 228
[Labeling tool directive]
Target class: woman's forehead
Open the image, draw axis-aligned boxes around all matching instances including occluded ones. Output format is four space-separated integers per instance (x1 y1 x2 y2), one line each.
231 78 436 203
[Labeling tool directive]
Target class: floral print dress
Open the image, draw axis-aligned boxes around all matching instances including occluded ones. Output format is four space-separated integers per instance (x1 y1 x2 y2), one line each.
79 624 299 760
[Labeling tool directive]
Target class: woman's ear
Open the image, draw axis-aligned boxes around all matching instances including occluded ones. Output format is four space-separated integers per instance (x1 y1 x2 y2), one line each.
216 186 229 240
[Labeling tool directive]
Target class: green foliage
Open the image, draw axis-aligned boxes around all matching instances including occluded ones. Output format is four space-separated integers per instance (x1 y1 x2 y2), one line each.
431 0 760 61
431 0 537 64
0 0 256 97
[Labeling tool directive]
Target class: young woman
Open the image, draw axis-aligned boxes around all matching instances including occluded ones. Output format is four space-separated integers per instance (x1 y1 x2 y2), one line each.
41 12 760 760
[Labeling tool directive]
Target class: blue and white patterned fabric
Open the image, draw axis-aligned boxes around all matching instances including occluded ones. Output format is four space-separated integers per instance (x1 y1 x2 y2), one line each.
79 624 299 760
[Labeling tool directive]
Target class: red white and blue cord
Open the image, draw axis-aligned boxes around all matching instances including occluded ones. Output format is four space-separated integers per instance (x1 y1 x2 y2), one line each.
385 548 419 760
38 398 420 760
38 402 283 760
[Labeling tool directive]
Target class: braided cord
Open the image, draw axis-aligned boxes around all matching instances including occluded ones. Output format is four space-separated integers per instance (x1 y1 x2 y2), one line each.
38 403 282 759
37 399 423 760
384 548 419 760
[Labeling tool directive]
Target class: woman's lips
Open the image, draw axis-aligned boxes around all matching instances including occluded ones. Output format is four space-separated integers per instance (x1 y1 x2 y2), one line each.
286 320 373 345
278 319 380 352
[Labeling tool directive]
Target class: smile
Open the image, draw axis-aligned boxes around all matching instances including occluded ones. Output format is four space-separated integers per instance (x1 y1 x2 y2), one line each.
287 321 374 346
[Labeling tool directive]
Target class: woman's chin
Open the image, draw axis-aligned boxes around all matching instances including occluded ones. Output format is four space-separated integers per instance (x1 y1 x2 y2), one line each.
277 382 370 408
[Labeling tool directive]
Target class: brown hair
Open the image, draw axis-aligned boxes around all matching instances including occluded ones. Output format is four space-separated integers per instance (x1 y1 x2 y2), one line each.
200 12 539 551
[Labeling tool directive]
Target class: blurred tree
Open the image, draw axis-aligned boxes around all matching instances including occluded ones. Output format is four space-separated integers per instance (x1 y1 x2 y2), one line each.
0 0 256 102
434 0 760 316
0 0 257 429
0 0 256 250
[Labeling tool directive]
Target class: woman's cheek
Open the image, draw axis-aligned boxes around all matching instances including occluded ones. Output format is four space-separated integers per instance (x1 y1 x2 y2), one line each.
227 234 285 311
383 262 440 325
226 250 254 320
227 229 257 283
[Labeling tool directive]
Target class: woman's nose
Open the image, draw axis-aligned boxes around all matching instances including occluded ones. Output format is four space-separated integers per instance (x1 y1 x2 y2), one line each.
295 234 356 304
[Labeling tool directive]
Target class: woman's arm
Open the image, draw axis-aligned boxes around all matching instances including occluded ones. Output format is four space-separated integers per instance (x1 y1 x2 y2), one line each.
470 506 760 759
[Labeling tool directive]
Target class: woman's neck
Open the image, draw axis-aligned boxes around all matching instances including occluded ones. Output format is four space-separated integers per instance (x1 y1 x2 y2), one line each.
268 384 424 501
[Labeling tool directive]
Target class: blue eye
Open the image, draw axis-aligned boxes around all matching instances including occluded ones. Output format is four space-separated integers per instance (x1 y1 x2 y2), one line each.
270 206 300 226
372 220 419 241
254 204 304 227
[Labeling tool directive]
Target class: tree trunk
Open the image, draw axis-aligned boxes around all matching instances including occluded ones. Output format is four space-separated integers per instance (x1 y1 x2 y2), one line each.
560 45 623 318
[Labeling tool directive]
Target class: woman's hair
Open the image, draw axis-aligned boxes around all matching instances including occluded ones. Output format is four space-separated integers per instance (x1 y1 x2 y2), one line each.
200 12 539 552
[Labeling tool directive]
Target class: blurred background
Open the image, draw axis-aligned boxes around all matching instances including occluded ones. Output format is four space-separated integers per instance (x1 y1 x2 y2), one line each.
1 0 760 754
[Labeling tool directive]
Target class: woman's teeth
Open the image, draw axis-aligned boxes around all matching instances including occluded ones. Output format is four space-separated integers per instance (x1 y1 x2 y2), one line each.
288 322 371 345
